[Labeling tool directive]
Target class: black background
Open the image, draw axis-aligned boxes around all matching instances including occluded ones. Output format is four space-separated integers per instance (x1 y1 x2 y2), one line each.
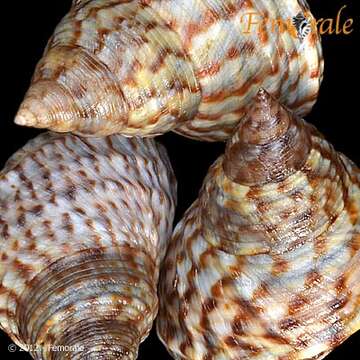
0 0 359 358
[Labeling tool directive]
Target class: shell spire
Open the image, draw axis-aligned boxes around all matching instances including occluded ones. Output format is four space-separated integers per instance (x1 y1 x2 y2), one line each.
14 0 201 138
0 132 176 359
14 46 133 136
223 88 312 186
157 94 360 359
14 0 323 140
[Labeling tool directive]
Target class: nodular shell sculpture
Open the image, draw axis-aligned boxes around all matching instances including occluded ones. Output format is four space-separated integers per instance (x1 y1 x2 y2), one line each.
157 89 360 359
0 132 176 359
15 0 323 141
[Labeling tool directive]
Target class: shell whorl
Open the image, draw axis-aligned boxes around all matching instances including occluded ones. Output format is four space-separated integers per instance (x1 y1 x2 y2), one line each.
223 88 312 186
157 91 360 359
15 0 323 140
15 0 201 137
0 132 176 358
17 247 157 360
15 46 130 136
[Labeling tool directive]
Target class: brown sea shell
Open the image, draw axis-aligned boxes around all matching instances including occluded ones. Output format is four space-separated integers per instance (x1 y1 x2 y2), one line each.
15 0 323 140
0 132 176 359
157 89 360 359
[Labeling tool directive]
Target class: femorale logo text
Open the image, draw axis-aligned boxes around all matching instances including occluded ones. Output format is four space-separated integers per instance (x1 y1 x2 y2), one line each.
240 5 354 40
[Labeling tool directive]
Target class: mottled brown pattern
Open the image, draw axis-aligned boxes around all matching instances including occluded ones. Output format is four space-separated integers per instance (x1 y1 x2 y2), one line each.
14 0 323 141
158 90 360 360
0 132 176 359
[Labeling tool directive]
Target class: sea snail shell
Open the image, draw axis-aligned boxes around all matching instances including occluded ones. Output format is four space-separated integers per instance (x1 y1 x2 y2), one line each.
15 0 323 141
157 89 360 359
0 132 176 359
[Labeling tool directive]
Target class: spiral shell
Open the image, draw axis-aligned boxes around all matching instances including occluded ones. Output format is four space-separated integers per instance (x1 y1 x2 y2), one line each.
0 132 176 359
157 89 360 359
15 0 323 141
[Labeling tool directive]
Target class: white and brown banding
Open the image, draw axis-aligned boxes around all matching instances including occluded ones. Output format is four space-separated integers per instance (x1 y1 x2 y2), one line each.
153 0 324 140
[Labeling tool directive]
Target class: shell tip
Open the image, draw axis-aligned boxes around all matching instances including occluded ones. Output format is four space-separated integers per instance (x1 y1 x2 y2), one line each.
14 81 64 130
223 88 311 185
250 88 279 123
256 87 270 99
14 109 38 127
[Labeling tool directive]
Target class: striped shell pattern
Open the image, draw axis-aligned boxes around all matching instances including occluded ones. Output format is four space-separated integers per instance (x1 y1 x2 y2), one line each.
0 132 176 359
15 0 323 141
157 90 360 359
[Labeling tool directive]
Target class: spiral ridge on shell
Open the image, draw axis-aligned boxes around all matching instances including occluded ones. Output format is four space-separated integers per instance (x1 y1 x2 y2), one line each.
157 89 360 360
15 0 323 141
0 132 176 359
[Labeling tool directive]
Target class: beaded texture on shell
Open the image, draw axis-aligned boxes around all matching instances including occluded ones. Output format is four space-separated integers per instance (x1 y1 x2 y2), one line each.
0 132 176 359
15 0 323 140
157 90 360 359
